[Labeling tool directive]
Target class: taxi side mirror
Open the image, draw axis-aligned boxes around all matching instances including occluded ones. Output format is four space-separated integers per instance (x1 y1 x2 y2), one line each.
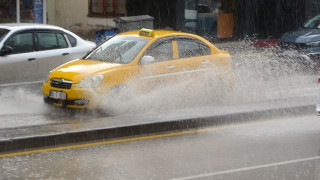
140 55 155 65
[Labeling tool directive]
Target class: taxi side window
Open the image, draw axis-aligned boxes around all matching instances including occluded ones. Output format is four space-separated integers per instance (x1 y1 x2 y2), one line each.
38 32 68 51
4 32 34 54
177 37 210 58
143 39 173 62
67 34 77 47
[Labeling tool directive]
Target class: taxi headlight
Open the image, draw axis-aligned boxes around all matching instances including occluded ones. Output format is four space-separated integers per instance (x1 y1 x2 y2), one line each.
46 71 52 82
78 75 104 88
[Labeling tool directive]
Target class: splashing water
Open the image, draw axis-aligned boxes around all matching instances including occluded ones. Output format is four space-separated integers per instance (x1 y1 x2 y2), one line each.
96 40 317 116
0 40 316 118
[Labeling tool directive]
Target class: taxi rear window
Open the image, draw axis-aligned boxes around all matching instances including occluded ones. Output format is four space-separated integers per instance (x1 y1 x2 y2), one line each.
86 36 149 64
67 34 77 47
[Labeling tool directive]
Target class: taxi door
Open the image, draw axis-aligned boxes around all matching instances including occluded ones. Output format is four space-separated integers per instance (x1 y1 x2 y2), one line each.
35 30 73 82
136 37 181 91
172 36 220 84
0 30 37 84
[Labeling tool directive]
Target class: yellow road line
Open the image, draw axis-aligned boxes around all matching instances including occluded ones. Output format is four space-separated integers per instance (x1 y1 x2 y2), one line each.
0 127 215 158
0 120 268 158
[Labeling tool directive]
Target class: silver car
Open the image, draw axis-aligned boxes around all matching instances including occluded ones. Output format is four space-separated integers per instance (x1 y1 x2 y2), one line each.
0 23 96 84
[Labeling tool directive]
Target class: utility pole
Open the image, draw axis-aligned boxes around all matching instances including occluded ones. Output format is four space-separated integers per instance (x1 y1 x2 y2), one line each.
43 0 47 24
16 0 20 23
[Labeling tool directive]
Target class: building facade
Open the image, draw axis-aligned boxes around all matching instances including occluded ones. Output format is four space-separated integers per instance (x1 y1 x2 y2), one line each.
1 0 320 41
0 0 46 24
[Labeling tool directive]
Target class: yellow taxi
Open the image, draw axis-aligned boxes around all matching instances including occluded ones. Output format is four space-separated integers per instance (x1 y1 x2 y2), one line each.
42 28 234 109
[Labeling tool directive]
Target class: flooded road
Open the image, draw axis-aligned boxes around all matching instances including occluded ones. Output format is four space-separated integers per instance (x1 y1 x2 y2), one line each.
0 41 317 128
0 73 316 129
0 114 319 179
0 41 319 179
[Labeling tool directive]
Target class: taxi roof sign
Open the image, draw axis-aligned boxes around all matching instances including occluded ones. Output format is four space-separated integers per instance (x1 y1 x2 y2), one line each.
139 28 154 37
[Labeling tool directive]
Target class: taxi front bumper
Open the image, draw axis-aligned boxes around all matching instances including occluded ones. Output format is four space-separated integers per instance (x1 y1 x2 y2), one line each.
42 81 108 109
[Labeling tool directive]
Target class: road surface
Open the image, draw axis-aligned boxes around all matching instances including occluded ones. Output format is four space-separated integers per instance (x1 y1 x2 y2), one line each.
1 113 319 179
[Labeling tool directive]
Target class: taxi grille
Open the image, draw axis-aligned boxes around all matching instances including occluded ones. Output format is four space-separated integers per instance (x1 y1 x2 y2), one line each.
50 79 73 89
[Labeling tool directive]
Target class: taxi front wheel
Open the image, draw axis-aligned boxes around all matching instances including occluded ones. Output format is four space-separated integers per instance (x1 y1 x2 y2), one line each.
101 84 134 116
103 85 132 105
109 85 133 101
205 77 226 103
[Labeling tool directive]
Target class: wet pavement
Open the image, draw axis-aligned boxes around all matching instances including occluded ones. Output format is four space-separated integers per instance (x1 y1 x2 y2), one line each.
0 40 318 152
1 114 319 179
0 93 316 153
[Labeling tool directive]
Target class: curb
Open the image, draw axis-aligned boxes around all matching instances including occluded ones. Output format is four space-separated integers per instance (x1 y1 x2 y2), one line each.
0 103 315 154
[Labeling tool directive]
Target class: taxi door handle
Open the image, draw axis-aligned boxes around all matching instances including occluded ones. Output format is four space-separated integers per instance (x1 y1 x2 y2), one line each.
166 65 175 69
28 58 36 61
62 53 70 56
201 60 210 65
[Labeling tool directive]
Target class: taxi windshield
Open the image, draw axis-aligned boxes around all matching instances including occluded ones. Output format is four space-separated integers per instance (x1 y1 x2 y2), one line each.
0 29 9 42
86 35 150 64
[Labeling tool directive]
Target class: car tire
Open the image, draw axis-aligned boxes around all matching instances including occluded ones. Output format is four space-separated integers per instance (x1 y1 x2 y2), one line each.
205 77 226 105
102 84 132 116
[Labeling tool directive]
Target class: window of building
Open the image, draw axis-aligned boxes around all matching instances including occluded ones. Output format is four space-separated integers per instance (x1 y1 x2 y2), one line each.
88 0 126 17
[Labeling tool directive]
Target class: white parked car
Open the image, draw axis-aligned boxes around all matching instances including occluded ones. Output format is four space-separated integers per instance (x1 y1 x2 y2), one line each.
0 23 96 84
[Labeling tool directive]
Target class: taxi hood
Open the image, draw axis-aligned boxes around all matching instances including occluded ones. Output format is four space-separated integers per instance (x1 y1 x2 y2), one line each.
50 59 122 83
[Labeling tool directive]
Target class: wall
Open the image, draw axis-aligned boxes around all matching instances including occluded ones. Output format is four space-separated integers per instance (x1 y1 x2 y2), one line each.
126 0 176 29
233 0 309 39
46 0 115 40
305 0 320 19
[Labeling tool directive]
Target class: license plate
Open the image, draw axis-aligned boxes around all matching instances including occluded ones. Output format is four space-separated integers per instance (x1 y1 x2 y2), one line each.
49 91 66 100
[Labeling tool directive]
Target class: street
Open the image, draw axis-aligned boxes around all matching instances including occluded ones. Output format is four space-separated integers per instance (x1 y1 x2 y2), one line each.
1 113 319 179
1 0 320 179
0 41 319 180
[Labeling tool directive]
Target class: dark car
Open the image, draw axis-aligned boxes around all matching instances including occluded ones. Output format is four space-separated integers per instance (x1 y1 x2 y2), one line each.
277 15 320 67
